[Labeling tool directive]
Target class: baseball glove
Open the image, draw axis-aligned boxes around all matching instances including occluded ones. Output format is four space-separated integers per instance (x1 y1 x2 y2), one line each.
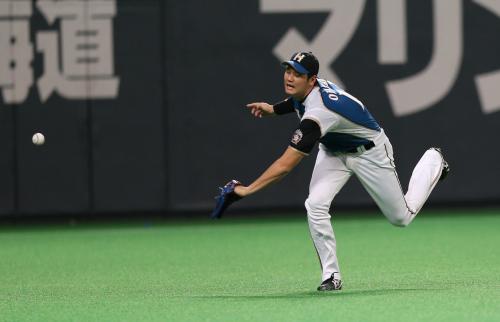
211 180 243 219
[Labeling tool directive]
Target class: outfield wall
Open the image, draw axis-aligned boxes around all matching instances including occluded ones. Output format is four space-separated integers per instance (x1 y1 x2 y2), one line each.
1 0 499 216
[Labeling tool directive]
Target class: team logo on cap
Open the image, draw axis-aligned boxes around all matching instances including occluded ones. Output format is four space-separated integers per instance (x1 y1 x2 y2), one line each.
293 52 306 63
291 129 303 144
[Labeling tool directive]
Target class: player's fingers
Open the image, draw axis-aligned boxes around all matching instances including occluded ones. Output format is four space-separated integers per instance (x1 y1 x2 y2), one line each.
251 108 262 118
248 102 266 110
248 103 267 118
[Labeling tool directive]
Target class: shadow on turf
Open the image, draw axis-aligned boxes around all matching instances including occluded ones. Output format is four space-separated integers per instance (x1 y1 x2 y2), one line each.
185 288 443 300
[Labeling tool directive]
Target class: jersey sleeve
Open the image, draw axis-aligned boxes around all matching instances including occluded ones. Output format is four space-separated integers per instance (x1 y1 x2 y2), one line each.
289 119 321 155
273 98 295 115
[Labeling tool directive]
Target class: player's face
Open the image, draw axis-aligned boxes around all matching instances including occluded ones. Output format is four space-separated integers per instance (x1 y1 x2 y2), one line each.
283 66 316 100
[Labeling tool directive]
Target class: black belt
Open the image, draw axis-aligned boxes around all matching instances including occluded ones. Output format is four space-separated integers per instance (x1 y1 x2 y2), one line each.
345 141 375 153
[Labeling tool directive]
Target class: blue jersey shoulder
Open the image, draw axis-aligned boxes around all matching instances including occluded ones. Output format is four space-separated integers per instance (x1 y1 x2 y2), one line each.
317 79 380 131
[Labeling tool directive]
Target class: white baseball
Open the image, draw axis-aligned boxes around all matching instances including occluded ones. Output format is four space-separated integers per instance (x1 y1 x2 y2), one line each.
32 133 45 146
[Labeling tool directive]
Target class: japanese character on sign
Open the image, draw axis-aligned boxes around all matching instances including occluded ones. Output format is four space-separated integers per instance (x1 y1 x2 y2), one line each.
0 0 33 104
36 0 119 102
0 0 119 105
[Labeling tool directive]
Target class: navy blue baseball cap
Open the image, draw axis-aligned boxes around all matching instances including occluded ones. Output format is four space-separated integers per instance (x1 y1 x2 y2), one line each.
281 52 319 76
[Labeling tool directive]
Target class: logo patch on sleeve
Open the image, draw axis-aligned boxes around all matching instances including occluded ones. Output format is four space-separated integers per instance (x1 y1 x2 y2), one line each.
291 129 303 144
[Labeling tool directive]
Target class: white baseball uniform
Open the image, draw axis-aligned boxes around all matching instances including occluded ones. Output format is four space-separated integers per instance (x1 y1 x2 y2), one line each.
278 79 446 282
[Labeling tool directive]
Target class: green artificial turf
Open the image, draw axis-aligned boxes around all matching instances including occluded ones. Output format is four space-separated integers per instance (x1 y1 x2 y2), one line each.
0 210 499 322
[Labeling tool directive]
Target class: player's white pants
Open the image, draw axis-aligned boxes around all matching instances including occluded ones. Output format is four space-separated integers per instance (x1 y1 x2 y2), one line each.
305 130 445 282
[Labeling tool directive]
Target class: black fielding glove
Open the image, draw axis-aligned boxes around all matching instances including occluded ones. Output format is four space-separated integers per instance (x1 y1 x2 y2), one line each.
210 180 243 219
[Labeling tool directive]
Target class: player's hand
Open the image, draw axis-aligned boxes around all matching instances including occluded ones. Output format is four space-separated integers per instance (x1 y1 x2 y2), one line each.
246 102 275 118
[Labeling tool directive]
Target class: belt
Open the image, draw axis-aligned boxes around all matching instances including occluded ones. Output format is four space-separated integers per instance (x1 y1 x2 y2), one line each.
345 141 375 154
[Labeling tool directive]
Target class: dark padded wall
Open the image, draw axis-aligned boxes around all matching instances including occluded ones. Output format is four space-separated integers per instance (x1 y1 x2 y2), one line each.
0 0 166 216
0 107 15 214
16 99 90 215
1 1 499 216
91 0 166 213
13 8 91 215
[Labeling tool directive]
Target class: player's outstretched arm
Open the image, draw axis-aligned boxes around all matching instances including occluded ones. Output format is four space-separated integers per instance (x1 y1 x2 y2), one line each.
246 102 275 118
235 146 305 197
210 147 303 219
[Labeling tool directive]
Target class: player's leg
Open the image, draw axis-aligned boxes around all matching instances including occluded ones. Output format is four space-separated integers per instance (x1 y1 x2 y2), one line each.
404 147 447 214
351 138 445 226
350 141 412 226
305 146 352 283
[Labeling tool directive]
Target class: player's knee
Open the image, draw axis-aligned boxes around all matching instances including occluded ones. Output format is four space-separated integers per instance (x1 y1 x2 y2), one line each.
390 218 408 227
305 198 330 221
387 212 409 227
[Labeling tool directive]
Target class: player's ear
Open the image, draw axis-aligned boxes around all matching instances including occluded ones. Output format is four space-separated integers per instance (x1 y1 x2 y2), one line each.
308 75 317 85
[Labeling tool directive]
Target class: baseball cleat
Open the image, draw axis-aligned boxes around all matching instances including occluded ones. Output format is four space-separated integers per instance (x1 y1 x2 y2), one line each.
317 273 342 291
440 160 450 181
431 147 450 181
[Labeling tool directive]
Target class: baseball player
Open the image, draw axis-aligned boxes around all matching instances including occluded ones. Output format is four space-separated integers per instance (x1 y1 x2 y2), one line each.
212 51 449 291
